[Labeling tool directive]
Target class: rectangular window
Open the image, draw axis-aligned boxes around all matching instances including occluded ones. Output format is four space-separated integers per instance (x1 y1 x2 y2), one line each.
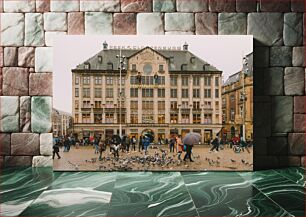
106 88 113 98
156 76 165 85
231 108 235 121
75 100 79 109
182 76 189 86
215 101 219 111
130 114 138 124
158 101 165 111
204 101 211 108
75 88 79 97
170 114 178 123
95 88 102 98
142 114 154 123
182 89 189 98
215 89 219 98
204 114 212 124
82 113 91 123
204 89 211 98
142 88 154 97
170 76 177 86
182 101 189 109
105 113 114 123
204 76 211 86
193 114 201 124
142 101 154 110
159 64 164 72
95 101 102 108
82 101 90 108
130 76 137 85
75 114 79 123
117 77 125 85
193 89 200 98
193 101 200 109
130 101 138 110
105 101 113 108
181 114 190 124
107 63 113 70
170 89 177 98
95 76 102 85
193 76 200 86
130 88 138 97
83 88 90 98
132 64 137 71
158 114 165 124
83 76 90 85
106 76 113 85
231 95 235 101
94 114 103 123
170 101 177 109
215 77 219 86
75 77 79 85
158 89 165 98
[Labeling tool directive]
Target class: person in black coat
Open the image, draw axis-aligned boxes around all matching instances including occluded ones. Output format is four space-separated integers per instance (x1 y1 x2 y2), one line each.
183 144 193 162
53 142 61 159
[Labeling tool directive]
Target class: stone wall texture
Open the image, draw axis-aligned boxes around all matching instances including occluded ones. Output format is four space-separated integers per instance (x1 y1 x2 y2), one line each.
0 0 305 169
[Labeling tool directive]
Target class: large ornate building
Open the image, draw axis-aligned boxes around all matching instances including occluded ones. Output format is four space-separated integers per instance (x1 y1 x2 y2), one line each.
72 42 222 144
52 108 72 138
221 53 253 141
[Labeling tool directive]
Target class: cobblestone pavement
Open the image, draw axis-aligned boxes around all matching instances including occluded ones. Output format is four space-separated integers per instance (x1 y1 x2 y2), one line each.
53 144 253 171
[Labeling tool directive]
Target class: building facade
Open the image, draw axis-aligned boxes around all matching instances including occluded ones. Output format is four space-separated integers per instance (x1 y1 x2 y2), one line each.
221 53 253 141
52 108 73 138
72 42 222 144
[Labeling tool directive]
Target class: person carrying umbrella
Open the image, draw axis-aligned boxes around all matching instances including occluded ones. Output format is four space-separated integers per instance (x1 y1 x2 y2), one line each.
182 132 201 162
176 135 184 160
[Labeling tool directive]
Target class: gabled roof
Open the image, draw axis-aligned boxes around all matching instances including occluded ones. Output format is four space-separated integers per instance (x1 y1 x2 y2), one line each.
73 45 221 73
223 52 253 86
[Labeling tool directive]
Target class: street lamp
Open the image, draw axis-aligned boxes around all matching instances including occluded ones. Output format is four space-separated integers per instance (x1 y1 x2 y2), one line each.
241 56 249 141
116 49 126 138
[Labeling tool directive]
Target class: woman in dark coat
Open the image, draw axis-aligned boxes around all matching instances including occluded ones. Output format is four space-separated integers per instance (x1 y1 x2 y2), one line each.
53 142 61 159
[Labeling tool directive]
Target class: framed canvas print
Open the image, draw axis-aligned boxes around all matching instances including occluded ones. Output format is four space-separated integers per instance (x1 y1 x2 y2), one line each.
52 35 253 171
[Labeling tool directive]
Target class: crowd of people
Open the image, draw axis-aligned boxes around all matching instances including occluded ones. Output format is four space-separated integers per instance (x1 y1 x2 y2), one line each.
53 134 252 163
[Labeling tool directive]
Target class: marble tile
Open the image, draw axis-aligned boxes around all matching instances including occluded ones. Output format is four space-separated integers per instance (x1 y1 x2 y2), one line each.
0 167 59 216
182 172 290 216
109 172 199 216
275 167 305 187
19 172 117 216
239 170 305 216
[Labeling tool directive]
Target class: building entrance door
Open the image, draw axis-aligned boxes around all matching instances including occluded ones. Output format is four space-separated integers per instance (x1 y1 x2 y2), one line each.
204 130 212 144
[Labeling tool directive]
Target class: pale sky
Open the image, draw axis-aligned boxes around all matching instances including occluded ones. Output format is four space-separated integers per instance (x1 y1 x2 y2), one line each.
53 35 253 114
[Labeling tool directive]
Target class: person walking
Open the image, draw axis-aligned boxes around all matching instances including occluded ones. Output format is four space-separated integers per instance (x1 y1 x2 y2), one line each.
131 136 136 151
94 137 100 154
53 141 61 159
63 136 69 152
169 137 175 153
126 136 130 152
210 137 219 153
99 140 106 161
138 135 143 152
176 135 183 160
143 136 150 154
183 143 194 162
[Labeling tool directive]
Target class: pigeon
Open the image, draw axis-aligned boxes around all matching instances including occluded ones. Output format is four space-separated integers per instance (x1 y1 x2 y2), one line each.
241 159 246 164
217 156 221 160
230 159 236 163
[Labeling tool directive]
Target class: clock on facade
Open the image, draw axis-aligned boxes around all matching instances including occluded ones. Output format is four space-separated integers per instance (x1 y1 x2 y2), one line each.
143 63 153 74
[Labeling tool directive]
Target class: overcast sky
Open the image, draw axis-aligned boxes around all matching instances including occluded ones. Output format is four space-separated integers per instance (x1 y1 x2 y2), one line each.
53 35 252 114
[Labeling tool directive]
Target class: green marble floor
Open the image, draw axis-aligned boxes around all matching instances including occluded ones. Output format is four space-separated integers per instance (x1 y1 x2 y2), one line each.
0 167 305 216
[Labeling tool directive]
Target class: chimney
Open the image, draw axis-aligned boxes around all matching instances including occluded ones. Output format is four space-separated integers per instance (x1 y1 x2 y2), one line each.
103 41 108 50
183 42 188 51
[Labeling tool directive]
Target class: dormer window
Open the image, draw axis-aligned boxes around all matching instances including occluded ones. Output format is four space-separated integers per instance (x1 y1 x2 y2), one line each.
98 56 103 63
84 62 90 69
203 64 210 71
181 64 187 71
170 56 174 63
190 57 195 63
107 62 113 70
159 64 164 72
131 64 137 72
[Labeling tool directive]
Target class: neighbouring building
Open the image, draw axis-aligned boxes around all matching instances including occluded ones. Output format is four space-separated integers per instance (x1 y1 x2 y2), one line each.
221 53 253 141
52 108 73 138
71 42 223 144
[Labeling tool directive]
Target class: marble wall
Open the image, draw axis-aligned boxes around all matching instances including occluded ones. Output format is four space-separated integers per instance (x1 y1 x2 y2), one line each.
0 0 305 169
